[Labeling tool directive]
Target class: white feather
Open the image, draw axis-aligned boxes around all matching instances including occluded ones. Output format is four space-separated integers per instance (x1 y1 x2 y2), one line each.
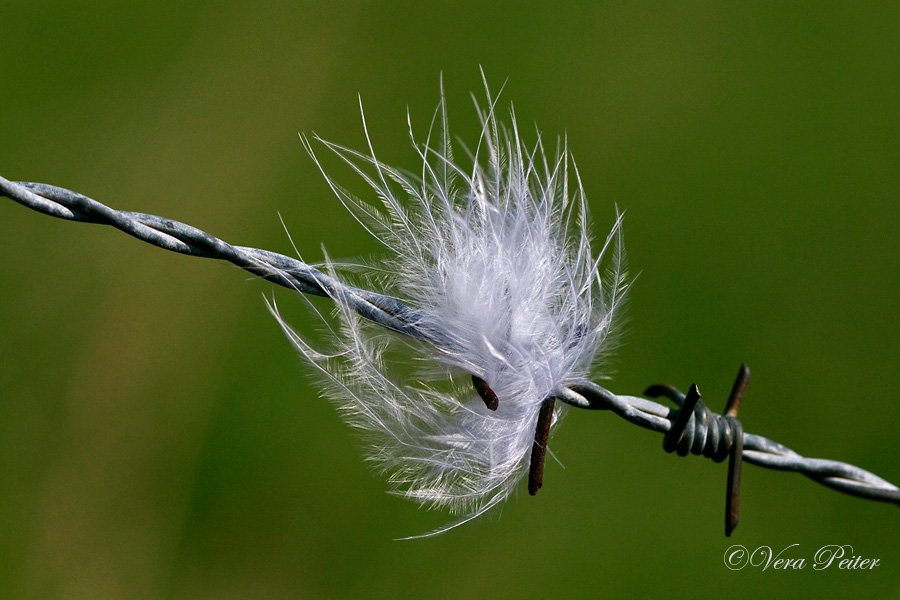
272 75 628 536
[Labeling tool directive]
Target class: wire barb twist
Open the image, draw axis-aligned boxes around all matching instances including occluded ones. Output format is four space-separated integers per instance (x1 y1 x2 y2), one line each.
647 367 748 536
3 176 899 534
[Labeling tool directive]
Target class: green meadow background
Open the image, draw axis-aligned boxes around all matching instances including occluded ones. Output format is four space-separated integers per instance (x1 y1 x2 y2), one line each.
2 2 898 598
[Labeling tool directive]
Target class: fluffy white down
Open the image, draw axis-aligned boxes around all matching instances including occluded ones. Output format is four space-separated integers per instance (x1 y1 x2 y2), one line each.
274 79 628 535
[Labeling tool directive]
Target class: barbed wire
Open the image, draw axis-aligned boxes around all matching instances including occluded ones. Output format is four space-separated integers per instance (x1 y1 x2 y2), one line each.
3 175 898 535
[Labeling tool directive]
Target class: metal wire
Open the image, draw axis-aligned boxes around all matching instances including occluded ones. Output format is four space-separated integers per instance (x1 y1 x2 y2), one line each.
3 175 898 532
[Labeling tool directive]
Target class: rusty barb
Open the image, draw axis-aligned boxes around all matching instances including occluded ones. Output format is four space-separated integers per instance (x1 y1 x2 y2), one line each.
645 366 748 537
3 176 899 536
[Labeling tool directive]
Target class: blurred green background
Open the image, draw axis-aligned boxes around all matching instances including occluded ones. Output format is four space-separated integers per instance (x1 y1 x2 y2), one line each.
2 1 898 598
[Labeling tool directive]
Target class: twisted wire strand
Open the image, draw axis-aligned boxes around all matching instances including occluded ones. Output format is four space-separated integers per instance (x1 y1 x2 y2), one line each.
1 177 449 347
3 176 899 510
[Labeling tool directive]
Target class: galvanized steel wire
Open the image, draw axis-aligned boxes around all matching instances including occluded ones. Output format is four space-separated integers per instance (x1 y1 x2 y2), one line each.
3 175 898 530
